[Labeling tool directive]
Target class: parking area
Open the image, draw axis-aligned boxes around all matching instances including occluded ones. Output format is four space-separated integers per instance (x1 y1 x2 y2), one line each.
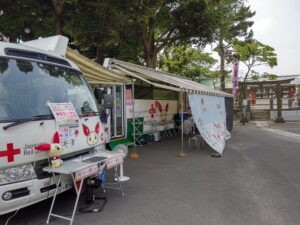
2 124 300 225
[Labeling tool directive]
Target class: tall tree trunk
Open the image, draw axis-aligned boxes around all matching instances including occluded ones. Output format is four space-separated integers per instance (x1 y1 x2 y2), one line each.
241 65 252 99
95 44 105 65
143 17 157 69
145 52 157 68
53 0 64 35
219 34 225 91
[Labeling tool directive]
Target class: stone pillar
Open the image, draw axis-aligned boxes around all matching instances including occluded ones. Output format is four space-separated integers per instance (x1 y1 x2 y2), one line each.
275 83 285 123
247 99 251 111
270 99 273 110
288 99 293 108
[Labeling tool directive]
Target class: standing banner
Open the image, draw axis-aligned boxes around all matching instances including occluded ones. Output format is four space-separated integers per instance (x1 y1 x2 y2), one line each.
188 94 228 154
232 61 239 95
125 88 133 105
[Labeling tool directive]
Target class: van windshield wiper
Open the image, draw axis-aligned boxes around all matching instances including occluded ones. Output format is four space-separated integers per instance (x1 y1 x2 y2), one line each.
2 114 53 130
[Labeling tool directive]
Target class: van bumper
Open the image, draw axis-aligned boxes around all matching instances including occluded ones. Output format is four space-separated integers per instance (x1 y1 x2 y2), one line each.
0 174 73 215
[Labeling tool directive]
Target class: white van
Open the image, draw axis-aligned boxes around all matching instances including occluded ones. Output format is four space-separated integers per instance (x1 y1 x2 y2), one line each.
0 36 108 215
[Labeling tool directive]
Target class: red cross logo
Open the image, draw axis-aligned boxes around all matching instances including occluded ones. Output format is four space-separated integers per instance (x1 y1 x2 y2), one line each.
0 143 21 163
148 104 156 118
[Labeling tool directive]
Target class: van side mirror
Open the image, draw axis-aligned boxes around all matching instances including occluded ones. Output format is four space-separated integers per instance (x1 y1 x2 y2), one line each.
100 109 109 123
104 94 113 109
94 88 104 104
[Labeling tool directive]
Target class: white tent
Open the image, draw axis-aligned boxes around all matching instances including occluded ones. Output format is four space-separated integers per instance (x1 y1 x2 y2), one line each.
104 58 233 156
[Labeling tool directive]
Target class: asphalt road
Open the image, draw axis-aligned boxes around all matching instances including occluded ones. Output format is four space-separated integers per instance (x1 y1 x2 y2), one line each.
2 123 300 225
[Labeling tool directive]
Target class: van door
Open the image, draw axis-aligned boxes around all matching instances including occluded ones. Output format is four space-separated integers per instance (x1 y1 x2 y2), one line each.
94 85 125 139
113 85 124 138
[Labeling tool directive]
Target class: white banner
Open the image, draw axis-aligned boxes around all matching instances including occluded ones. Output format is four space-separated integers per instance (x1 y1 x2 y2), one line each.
188 94 228 154
126 99 178 132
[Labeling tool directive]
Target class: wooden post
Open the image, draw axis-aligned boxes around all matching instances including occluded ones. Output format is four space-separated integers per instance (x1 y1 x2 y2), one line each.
130 79 139 158
270 99 273 110
275 83 285 123
177 89 187 157
247 99 251 111
288 99 293 109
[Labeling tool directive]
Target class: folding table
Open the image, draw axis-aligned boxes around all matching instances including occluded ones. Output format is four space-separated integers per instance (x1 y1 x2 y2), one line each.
43 158 106 225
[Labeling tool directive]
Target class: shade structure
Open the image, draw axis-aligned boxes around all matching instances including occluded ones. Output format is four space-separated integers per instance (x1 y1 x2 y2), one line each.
103 58 233 156
66 48 131 85
105 59 233 98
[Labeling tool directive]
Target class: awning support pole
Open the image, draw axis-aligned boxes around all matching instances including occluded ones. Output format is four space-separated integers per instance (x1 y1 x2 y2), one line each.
177 89 187 157
130 79 139 159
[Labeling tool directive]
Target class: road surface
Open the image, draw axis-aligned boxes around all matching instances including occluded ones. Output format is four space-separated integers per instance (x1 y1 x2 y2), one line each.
1 123 300 225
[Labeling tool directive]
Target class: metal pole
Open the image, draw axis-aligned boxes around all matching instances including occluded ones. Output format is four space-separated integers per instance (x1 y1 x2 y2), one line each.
181 91 184 151
130 79 139 158
133 81 135 151
177 89 187 157
46 174 62 224
70 176 84 225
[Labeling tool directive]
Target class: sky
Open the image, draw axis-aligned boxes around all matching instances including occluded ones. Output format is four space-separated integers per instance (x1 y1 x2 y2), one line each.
248 0 300 76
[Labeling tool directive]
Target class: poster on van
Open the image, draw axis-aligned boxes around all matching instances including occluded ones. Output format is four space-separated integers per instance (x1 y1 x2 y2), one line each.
48 102 80 143
48 102 79 124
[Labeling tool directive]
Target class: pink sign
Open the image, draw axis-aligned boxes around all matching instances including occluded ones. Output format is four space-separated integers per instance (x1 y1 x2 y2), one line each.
125 88 133 105
105 155 123 169
75 164 99 181
232 61 239 95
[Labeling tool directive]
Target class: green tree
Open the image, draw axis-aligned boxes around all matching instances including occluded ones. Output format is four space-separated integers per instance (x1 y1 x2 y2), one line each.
0 0 79 40
158 45 217 82
231 38 277 100
231 39 278 81
63 0 144 64
262 72 278 80
0 0 53 41
212 0 255 90
0 0 217 69
251 71 278 81
126 0 216 68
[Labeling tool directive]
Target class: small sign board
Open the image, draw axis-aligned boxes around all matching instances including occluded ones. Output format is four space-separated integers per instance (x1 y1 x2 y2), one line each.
48 102 79 125
105 155 123 169
125 88 133 105
74 164 99 181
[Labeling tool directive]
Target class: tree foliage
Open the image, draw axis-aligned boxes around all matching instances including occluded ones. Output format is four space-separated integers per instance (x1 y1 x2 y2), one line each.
0 0 53 42
231 38 278 81
212 0 255 90
251 71 278 81
125 0 217 68
0 0 278 86
63 0 133 63
158 45 217 82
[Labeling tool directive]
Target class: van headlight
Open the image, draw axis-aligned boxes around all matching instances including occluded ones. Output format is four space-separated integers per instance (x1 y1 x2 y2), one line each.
0 164 36 185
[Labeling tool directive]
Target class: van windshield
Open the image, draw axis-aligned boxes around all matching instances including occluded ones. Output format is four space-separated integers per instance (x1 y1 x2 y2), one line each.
0 57 99 121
